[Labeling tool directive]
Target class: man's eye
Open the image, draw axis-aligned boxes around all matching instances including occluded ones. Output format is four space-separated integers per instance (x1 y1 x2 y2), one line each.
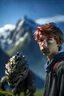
47 39 54 43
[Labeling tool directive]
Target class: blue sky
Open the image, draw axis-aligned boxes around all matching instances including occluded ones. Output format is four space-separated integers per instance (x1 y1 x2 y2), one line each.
0 0 64 27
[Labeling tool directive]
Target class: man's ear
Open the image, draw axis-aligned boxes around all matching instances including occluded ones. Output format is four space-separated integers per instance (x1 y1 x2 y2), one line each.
59 40 63 46
57 40 63 48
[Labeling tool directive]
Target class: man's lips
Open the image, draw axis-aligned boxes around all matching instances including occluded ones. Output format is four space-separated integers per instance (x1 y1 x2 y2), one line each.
41 48 50 53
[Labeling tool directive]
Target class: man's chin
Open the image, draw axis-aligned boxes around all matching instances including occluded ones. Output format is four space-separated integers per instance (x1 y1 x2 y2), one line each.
41 50 50 56
43 52 50 56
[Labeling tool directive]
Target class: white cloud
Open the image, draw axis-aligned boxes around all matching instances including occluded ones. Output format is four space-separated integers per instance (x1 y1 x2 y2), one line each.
36 15 64 24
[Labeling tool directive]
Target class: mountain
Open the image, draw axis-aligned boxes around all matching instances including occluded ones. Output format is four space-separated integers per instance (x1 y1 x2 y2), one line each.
0 16 39 51
0 16 47 80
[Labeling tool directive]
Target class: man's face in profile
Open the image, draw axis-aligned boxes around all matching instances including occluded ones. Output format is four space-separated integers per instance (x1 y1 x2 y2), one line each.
38 34 58 56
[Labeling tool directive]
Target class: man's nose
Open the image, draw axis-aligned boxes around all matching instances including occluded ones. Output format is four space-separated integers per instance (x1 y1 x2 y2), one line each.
41 40 48 48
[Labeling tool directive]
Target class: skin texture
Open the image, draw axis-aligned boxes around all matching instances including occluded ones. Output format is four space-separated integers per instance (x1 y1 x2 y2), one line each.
37 34 59 62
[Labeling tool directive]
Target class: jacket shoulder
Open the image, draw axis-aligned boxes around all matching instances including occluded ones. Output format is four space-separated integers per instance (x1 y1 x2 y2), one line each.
56 61 64 75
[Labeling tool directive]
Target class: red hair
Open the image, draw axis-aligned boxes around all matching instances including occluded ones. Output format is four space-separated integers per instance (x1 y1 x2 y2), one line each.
35 23 63 44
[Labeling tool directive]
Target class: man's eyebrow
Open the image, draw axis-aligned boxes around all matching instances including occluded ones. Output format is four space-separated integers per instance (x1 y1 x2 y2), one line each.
47 36 53 38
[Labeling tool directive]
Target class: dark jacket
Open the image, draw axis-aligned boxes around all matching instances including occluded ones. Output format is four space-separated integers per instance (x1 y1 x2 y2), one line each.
44 52 64 96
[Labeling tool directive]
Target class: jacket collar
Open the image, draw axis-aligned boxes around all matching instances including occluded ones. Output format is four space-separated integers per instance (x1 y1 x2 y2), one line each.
45 51 64 72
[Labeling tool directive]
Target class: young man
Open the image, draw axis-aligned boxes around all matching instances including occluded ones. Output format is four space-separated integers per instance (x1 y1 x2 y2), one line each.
35 23 64 96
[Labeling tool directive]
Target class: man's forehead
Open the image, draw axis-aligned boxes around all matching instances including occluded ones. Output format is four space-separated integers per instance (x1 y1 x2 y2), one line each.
38 30 53 36
39 33 54 38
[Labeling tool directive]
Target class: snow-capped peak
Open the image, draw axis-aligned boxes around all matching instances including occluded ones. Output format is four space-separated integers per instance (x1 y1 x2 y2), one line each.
0 24 16 38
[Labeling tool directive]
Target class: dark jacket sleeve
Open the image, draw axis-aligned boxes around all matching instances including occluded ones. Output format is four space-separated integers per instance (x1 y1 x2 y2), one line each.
56 61 64 96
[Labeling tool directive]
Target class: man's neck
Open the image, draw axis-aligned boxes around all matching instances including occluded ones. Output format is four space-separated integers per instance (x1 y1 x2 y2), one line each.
47 52 59 63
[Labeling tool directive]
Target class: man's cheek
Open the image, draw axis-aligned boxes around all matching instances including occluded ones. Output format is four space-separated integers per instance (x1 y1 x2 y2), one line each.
49 43 57 51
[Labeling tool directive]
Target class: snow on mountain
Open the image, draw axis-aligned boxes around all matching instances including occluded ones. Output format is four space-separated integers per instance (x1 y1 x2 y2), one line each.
0 16 39 50
0 24 15 38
